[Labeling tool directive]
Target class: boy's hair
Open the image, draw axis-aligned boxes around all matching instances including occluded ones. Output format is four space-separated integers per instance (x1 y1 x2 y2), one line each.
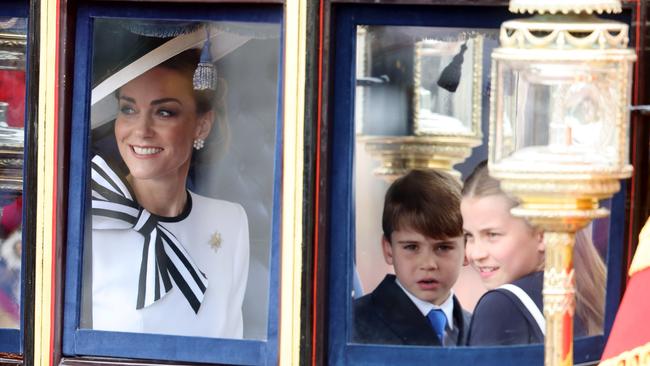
382 169 462 241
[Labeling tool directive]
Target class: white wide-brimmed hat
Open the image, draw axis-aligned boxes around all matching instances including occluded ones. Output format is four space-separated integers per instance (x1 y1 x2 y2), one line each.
90 20 277 129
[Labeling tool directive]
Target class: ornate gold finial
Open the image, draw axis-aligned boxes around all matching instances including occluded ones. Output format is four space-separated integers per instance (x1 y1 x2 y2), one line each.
509 0 621 15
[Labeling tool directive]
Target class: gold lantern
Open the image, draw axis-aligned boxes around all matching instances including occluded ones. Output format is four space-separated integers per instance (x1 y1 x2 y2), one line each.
357 28 485 181
488 1 636 365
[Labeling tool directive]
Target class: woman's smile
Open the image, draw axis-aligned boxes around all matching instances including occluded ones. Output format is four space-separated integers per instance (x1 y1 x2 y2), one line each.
476 266 499 279
131 145 163 156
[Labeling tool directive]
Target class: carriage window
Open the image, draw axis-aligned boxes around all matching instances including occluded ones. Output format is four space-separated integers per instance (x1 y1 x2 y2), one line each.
0 13 27 353
326 4 623 365
353 24 608 341
353 25 492 319
64 5 282 363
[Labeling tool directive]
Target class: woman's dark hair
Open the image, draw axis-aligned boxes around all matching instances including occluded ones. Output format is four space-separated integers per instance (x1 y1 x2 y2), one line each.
158 48 216 116
159 48 230 162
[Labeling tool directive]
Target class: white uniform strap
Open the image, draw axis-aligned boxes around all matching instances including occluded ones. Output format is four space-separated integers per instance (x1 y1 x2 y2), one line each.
498 284 546 335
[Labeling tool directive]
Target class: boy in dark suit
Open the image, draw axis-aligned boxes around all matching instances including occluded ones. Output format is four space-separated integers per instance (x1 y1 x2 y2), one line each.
353 169 470 346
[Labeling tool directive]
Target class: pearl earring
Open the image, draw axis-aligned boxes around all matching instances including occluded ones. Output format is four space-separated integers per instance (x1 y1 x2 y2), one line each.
193 139 205 150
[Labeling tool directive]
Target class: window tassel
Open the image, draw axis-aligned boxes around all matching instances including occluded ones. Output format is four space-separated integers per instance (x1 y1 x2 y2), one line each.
193 27 217 91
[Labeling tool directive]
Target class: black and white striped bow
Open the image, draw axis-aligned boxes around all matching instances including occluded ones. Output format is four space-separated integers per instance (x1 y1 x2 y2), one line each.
91 154 208 313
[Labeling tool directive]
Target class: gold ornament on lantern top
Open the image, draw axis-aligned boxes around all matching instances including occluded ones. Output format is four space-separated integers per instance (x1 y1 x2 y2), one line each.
488 0 635 365
509 0 621 15
509 0 621 14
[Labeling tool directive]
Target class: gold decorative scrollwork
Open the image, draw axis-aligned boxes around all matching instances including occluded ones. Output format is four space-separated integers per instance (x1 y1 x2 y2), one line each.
600 342 650 366
500 20 629 50
500 179 623 198
0 33 27 47
360 135 480 181
543 268 576 316
509 0 621 16
544 232 574 248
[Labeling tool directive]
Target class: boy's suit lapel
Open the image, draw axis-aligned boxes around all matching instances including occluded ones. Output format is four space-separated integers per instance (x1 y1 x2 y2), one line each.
370 275 441 346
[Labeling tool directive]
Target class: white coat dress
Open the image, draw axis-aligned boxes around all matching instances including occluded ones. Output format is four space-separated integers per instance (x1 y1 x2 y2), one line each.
91 191 250 339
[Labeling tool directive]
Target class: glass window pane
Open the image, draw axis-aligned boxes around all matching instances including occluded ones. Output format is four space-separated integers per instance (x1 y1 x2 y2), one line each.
0 16 27 330
353 25 489 347
82 17 280 340
352 24 608 347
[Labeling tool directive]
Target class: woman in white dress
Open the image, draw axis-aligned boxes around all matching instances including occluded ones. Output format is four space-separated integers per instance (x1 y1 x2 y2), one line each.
90 48 250 339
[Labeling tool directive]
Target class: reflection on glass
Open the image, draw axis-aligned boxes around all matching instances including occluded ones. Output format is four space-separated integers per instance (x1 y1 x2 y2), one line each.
354 26 484 181
494 61 625 169
355 26 483 138
414 38 481 136
0 16 27 329
82 18 280 340
351 25 607 347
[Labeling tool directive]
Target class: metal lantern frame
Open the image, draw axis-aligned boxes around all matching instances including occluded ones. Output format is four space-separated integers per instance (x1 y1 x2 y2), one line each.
488 2 636 366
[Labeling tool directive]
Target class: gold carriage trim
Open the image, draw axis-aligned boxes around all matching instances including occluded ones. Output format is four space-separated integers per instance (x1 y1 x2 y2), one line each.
599 341 650 366
509 0 621 15
629 218 650 277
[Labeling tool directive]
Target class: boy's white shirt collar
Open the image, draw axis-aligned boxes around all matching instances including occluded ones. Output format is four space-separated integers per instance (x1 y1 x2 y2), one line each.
394 277 455 331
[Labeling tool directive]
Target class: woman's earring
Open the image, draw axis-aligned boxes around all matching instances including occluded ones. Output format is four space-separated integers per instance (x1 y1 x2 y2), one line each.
193 138 205 150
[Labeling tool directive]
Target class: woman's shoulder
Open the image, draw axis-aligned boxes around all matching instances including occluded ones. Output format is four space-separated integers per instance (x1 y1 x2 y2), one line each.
511 271 543 291
183 191 249 253
472 284 542 327
474 288 521 316
468 286 541 345
510 271 544 308
475 272 543 316
188 191 247 218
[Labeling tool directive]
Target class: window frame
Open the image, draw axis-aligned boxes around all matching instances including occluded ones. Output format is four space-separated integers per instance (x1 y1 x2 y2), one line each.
62 3 284 364
323 3 631 365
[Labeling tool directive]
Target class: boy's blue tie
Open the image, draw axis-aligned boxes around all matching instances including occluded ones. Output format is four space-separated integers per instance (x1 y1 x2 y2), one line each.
427 309 447 343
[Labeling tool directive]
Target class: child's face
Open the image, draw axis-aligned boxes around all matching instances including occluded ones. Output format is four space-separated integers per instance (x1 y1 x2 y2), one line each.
461 194 544 290
382 227 466 306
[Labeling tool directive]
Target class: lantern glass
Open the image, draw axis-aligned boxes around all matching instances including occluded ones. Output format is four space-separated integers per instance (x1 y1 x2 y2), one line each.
355 26 484 138
413 38 482 136
492 58 632 171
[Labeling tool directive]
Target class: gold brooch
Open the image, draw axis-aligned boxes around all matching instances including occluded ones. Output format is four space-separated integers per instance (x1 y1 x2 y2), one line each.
209 231 222 252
